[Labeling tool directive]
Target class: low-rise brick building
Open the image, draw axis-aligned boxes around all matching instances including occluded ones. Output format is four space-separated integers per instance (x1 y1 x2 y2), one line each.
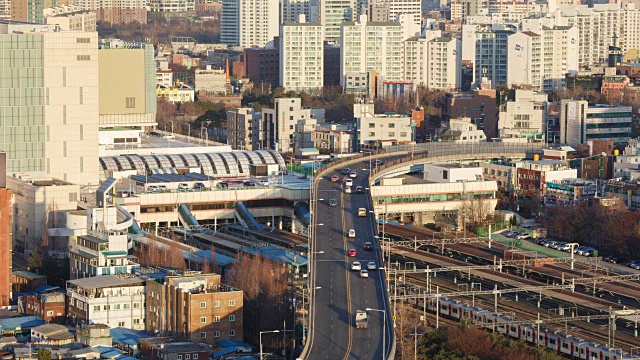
139 337 209 360
24 292 66 323
145 272 243 345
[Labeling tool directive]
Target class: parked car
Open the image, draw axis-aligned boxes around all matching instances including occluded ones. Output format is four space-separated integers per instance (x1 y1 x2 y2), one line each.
552 242 566 250
178 183 190 190
626 260 640 269
216 182 228 189
360 269 369 278
580 247 596 257
149 131 161 137
516 233 531 240
576 246 595 256
348 249 357 257
351 261 362 271
356 186 364 193
331 175 340 182
259 179 269 186
557 243 573 251
162 134 175 140
363 242 373 251
348 229 356 238
243 181 256 187
367 262 377 270
574 246 588 254
536 238 547 246
544 240 558 248
604 255 622 264
328 199 337 207
147 185 159 191
194 182 206 189
157 185 169 191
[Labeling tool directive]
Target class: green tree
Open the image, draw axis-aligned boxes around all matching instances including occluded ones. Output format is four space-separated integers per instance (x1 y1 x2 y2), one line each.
37 348 52 360
28 249 43 272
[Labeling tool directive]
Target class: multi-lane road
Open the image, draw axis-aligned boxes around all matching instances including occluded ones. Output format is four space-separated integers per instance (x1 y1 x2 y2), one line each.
306 161 392 360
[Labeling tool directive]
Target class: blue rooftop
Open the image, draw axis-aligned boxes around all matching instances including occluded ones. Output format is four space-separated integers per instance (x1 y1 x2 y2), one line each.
110 327 154 346
0 316 44 331
211 347 238 358
242 246 308 267
217 340 252 348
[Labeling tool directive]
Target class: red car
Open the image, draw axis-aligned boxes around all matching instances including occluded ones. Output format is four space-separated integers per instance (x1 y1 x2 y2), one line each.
331 175 340 182
348 249 357 257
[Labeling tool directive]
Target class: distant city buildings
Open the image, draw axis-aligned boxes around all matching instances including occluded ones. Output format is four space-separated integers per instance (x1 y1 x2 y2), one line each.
311 0 357 42
221 0 279 47
354 103 414 149
280 15 324 91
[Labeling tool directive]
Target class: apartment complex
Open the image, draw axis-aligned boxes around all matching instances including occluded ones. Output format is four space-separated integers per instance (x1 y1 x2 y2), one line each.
340 16 403 86
72 0 147 24
355 103 414 149
0 22 100 185
280 16 324 91
311 0 357 42
560 100 632 145
282 0 309 22
227 108 259 150
67 275 147 329
10 0 66 23
43 6 96 31
0 153 11 306
507 26 579 91
462 24 515 86
98 43 157 128
403 34 462 90
367 0 421 24
220 0 279 47
498 90 548 142
146 273 243 344
148 0 196 15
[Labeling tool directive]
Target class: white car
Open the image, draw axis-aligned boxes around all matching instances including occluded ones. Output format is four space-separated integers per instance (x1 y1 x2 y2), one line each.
157 185 169 191
351 261 362 271
147 185 159 191
162 134 175 140
345 179 353 187
367 262 377 270
348 229 356 238
259 180 269 186
345 186 352 194
349 171 357 178
360 269 369 278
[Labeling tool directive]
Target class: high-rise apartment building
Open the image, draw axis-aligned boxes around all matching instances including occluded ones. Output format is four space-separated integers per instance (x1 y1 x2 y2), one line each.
507 26 579 91
71 0 147 24
147 0 196 15
220 0 279 47
0 152 12 306
10 0 68 23
560 101 632 145
282 0 309 22
462 24 515 87
280 15 324 91
310 0 357 42
145 273 244 345
227 108 259 150
366 0 421 24
0 22 100 185
404 33 462 90
43 5 97 32
340 15 403 86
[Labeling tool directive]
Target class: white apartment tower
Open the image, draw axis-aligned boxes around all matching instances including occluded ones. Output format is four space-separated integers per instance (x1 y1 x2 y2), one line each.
404 33 462 90
0 22 99 185
340 15 404 86
463 24 515 87
280 15 324 91
310 0 358 43
507 26 579 91
220 0 279 47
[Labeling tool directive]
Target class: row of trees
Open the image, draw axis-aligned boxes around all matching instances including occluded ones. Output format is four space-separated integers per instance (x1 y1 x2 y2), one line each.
544 198 640 257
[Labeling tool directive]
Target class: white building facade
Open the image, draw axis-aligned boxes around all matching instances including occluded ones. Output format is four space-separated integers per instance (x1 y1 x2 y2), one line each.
355 103 414 148
462 24 515 86
340 16 403 86
280 16 324 91
498 90 548 142
220 0 279 47
310 0 357 42
282 0 310 22
560 100 633 145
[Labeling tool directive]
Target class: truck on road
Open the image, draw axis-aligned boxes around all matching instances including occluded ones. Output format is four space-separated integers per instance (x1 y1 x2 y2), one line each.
355 310 368 328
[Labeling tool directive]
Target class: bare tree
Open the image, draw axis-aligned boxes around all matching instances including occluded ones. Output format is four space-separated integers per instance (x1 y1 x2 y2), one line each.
394 303 424 360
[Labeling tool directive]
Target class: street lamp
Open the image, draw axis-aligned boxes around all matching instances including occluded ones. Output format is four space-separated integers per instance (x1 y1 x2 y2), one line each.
302 286 322 344
366 308 386 360
360 150 373 173
259 330 280 360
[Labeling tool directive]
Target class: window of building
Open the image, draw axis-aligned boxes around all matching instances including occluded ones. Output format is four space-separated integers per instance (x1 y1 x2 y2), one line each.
118 322 125 327
229 300 236 306
200 332 207 339
93 305 100 311
369 123 375 128
200 302 206 308
126 97 135 108
214 316 220 322
214 331 221 338
177 355 182 360
133 303 140 308
46 311 54 316
388 123 395 128
77 37 91 43
214 301 220 307
186 355 190 360
113 304 121 310
200 317 207 323
369 132 375 137
229 330 235 337
388 132 395 137
229 315 235 321
193 355 198 360
400 132 407 137
77 55 91 61
124 304 130 309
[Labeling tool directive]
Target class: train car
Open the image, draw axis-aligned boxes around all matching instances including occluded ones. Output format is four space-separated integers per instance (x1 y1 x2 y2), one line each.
474 310 493 328
461 304 483 321
542 330 561 352
494 314 512 335
522 324 537 344
438 297 454 317
449 300 464 320
507 323 523 339
559 334 584 357
578 341 602 359
428 297 439 312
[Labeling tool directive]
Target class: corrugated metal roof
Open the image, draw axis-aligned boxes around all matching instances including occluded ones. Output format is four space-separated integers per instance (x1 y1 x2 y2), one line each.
0 316 44 330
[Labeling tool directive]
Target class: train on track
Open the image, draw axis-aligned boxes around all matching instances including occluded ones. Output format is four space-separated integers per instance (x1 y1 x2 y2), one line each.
400 288 639 360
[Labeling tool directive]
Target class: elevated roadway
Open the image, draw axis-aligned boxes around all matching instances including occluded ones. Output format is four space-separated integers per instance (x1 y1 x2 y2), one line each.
302 143 545 360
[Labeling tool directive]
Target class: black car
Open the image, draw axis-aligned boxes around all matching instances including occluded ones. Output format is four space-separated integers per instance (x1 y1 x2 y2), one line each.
604 255 622 264
363 242 373 251
328 199 337 207
216 182 229 188
341 168 351 175
356 186 364 193
243 181 256 187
